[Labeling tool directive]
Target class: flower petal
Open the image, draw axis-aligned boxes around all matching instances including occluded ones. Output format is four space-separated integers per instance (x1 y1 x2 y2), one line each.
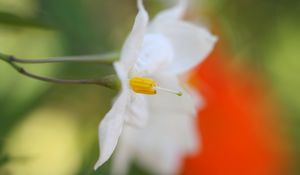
131 34 174 76
150 21 217 74
125 94 149 127
129 75 199 174
112 126 138 175
135 142 183 175
134 110 199 174
114 107 198 175
119 0 149 70
94 90 129 170
151 74 200 153
152 74 200 116
137 113 198 174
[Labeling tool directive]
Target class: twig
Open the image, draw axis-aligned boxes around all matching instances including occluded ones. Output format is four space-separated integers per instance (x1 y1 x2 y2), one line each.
0 53 120 90
8 52 119 64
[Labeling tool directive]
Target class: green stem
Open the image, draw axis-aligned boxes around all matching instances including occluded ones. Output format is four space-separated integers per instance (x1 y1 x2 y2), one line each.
0 53 120 90
8 52 119 64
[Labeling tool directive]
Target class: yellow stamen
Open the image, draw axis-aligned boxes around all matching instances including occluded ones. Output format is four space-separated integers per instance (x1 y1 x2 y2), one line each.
129 77 157 95
129 77 183 96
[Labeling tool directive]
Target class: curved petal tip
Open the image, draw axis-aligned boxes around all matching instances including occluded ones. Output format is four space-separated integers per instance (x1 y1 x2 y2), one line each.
94 159 102 171
137 0 148 17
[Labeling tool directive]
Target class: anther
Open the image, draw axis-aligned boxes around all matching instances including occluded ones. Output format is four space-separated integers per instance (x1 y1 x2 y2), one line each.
129 77 182 96
129 77 157 95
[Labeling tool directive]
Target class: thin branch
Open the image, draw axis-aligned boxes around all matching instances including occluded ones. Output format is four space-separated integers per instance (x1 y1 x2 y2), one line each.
0 53 120 90
9 52 119 64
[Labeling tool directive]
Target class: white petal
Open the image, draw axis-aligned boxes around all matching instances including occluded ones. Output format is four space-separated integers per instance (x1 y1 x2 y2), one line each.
131 75 199 174
111 75 200 174
112 126 138 175
134 111 199 175
134 109 199 174
118 0 149 70
150 21 217 74
152 74 199 116
150 75 200 153
94 90 129 170
135 143 183 175
153 0 187 22
180 74 205 111
131 34 174 76
136 115 198 174
125 94 149 127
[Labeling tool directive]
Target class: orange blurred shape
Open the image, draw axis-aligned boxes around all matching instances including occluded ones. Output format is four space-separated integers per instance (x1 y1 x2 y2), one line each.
181 46 290 175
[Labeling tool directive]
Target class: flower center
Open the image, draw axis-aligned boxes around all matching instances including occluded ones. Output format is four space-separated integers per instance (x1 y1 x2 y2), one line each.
129 77 182 96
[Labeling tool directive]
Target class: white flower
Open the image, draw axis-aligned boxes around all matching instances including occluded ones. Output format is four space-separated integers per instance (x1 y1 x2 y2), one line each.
94 0 217 172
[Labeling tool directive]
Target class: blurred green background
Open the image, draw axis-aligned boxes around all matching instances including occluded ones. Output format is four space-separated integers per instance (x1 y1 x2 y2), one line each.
0 0 299 174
